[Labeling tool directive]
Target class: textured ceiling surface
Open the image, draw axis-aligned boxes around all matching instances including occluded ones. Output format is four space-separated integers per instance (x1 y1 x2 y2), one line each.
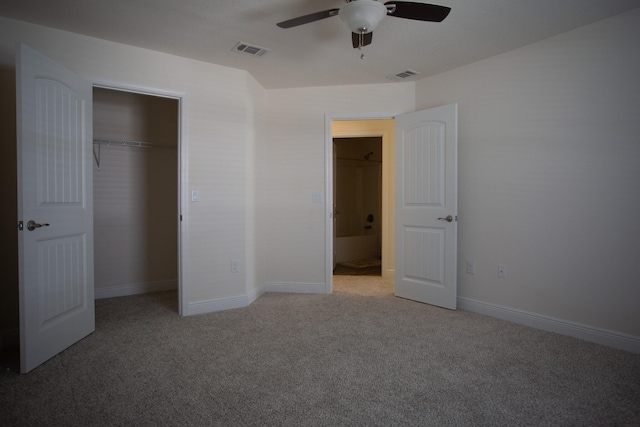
1 0 639 89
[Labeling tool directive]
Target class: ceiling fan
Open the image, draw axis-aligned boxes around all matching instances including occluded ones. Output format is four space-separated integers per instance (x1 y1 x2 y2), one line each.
277 0 451 49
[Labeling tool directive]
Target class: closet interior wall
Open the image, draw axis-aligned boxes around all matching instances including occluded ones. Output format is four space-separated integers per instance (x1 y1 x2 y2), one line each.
93 88 178 299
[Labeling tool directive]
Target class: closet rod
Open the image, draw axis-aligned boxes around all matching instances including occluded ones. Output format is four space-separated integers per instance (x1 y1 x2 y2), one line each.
92 138 176 171
93 138 175 150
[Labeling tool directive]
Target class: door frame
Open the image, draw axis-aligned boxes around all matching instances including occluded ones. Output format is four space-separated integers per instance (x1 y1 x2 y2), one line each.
324 112 397 294
93 79 189 315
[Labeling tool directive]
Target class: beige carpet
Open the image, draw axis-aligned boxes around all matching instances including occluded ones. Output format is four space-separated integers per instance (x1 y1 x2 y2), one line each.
333 273 394 297
2 285 639 426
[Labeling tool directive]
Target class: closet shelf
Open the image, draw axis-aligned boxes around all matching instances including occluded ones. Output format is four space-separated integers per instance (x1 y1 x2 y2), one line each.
93 138 175 150
93 138 176 171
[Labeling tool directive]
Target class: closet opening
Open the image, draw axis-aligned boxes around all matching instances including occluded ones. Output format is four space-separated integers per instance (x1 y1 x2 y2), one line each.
92 87 180 312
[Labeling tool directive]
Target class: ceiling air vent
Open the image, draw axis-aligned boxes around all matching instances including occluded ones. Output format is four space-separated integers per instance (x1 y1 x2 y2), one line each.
387 69 421 81
233 42 270 57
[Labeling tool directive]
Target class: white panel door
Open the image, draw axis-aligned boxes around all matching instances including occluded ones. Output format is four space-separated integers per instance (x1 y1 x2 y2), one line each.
17 44 94 373
394 104 457 309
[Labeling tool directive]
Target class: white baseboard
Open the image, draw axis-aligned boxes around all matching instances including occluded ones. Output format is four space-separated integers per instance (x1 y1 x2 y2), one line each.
95 280 178 300
264 281 327 294
185 282 325 317
247 284 266 305
458 297 640 354
186 284 266 316
186 294 250 316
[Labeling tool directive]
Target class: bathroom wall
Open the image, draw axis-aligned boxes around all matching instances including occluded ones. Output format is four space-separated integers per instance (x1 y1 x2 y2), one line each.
334 137 382 263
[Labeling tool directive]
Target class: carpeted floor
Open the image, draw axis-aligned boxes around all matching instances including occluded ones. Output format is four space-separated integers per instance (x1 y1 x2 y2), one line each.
333 273 393 296
1 277 639 426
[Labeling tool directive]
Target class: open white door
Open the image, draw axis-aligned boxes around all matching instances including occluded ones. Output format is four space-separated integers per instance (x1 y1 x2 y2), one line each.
394 104 457 309
17 44 94 373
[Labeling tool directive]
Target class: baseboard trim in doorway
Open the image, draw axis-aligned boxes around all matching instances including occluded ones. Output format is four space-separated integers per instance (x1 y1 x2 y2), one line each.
264 281 327 294
95 280 178 299
186 285 266 316
184 282 325 316
458 297 640 354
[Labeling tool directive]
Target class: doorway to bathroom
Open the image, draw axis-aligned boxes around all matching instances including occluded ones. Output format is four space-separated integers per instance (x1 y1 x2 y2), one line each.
330 118 395 281
333 136 382 276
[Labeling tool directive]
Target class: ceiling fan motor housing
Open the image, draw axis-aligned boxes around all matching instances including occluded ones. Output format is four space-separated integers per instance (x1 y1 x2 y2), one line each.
339 0 388 34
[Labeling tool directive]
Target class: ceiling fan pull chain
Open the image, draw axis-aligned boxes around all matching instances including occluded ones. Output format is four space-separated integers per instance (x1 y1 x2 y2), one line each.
359 31 366 59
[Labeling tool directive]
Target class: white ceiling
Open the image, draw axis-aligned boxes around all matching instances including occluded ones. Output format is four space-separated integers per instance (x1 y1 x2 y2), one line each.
1 0 639 89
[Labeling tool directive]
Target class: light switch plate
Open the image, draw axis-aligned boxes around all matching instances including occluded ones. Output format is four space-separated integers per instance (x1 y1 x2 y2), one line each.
498 264 507 278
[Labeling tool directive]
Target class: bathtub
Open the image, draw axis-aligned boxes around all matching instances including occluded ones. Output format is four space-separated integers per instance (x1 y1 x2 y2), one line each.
335 234 380 263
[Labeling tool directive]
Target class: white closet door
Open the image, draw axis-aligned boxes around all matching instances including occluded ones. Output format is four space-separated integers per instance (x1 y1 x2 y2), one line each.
17 44 94 373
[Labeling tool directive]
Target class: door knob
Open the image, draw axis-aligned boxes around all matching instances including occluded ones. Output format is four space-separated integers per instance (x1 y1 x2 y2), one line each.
27 220 50 231
437 215 454 223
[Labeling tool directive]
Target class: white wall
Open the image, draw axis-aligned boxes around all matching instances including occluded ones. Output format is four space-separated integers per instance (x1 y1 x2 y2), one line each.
415 9 640 340
0 17 262 315
244 74 266 301
259 84 414 290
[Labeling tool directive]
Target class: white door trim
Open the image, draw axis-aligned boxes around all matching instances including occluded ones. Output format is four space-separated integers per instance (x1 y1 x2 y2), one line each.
324 112 398 294
92 79 189 316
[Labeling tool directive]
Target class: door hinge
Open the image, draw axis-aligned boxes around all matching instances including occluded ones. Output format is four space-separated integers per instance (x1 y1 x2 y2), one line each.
18 220 24 231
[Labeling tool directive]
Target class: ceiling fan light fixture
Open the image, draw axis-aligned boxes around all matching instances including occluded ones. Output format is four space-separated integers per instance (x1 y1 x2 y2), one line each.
339 0 388 34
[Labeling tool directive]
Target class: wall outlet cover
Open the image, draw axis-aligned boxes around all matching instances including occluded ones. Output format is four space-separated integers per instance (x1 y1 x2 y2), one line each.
231 260 240 273
466 260 475 274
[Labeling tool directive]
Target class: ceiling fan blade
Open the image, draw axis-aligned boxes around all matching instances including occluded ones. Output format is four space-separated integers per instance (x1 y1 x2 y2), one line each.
352 32 373 49
384 2 451 22
277 9 340 28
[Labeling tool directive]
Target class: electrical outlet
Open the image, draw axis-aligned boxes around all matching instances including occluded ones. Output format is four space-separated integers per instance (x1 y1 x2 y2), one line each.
231 260 240 273
498 264 507 278
466 260 475 274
